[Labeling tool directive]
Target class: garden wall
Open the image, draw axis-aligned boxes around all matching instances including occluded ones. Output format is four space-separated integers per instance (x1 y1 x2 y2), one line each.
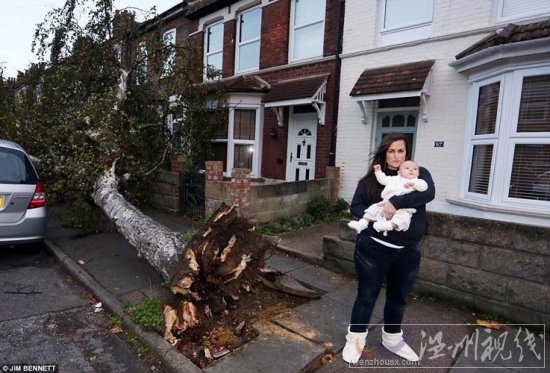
149 170 180 214
204 161 340 224
323 213 550 325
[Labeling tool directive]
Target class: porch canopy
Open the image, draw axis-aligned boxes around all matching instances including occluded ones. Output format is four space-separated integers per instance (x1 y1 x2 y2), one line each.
350 60 434 124
263 74 328 126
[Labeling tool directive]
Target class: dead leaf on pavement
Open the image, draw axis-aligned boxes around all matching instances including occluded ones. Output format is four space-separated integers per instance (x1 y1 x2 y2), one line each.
476 319 501 330
321 353 333 365
110 326 123 334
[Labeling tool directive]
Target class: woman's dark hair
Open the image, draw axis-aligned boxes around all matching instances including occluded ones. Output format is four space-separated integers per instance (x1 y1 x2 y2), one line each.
362 133 411 198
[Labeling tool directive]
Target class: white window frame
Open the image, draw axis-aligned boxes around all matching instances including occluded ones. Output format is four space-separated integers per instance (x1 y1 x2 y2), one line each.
461 65 550 212
496 0 550 23
378 0 434 46
162 28 176 78
204 21 224 80
375 106 419 157
235 5 261 73
136 41 148 84
212 105 262 177
289 0 326 63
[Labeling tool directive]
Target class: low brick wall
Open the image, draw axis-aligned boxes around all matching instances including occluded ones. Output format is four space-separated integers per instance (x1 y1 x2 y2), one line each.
149 170 180 214
323 213 550 325
249 179 330 223
204 162 340 223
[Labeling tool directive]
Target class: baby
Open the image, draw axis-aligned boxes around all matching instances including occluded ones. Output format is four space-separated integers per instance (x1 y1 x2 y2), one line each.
348 160 428 235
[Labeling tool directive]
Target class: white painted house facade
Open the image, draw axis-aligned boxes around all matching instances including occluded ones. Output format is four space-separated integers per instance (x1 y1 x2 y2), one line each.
336 0 550 228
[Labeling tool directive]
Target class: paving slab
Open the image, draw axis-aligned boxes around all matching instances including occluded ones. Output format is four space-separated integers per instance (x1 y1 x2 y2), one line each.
204 320 325 373
264 252 308 273
325 281 386 322
272 295 352 353
275 221 339 262
286 264 350 293
55 233 164 297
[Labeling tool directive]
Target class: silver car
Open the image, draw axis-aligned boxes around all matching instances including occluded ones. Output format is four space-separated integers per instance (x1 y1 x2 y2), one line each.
0 139 47 245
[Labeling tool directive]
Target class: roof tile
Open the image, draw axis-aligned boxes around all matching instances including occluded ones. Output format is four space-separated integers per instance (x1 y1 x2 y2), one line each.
263 75 329 103
456 19 550 60
350 60 435 97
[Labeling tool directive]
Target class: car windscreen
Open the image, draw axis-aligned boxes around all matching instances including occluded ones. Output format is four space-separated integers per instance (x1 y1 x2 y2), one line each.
0 147 38 184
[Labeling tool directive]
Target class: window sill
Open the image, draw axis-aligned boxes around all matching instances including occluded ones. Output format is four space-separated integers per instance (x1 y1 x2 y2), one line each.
445 197 550 219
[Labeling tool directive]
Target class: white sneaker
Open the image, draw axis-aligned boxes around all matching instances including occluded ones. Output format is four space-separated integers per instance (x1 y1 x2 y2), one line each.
382 329 419 361
342 328 368 364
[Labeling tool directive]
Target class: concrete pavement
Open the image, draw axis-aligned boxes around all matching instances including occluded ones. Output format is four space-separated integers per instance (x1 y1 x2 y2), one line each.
44 209 548 372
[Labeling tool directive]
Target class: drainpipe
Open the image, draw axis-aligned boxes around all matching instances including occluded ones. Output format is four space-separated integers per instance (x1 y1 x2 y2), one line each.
329 0 345 166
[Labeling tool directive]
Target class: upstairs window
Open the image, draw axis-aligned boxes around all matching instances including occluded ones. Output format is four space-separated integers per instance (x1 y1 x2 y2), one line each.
136 41 148 84
236 6 261 73
497 0 550 22
379 0 433 46
290 0 326 62
382 0 433 31
205 21 224 79
162 29 176 77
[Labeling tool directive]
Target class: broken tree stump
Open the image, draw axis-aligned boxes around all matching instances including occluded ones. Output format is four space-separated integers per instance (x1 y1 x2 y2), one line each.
165 204 276 344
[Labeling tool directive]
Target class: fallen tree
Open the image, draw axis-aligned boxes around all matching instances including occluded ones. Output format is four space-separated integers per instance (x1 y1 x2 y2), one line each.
94 166 275 345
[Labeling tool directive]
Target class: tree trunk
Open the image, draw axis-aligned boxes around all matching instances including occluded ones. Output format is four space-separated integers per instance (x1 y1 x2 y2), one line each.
92 164 182 278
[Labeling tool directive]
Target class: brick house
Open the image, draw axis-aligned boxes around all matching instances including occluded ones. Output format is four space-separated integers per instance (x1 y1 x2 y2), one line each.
184 0 344 182
328 0 550 324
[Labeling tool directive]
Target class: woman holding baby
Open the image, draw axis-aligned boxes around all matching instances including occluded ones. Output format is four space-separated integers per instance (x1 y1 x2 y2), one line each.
342 132 435 364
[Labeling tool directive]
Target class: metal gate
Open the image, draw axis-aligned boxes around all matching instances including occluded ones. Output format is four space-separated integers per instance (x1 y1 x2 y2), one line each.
179 170 205 219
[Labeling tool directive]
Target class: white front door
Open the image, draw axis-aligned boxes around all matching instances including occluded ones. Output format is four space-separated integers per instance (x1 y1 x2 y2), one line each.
286 112 317 181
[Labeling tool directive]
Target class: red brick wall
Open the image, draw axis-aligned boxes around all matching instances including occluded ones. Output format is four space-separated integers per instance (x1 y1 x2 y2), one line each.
261 107 290 180
222 20 236 78
188 30 204 83
323 0 341 56
260 0 290 69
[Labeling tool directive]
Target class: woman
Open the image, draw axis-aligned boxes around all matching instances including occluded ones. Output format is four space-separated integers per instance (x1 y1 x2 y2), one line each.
342 133 435 364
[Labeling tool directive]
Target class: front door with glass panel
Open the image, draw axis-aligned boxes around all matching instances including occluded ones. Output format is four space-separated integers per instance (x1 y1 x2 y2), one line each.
287 112 317 181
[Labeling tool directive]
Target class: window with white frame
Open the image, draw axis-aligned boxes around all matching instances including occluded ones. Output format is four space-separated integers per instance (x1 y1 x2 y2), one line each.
162 29 176 77
205 21 224 79
290 0 326 62
136 41 148 84
497 0 550 23
464 67 550 210
113 43 122 63
236 6 261 73
379 0 433 46
375 97 419 157
210 107 260 175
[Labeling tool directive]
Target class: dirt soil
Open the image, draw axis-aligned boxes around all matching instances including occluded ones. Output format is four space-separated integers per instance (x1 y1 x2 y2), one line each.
169 279 308 368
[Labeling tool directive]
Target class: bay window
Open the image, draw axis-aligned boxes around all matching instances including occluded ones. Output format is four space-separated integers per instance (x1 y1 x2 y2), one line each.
210 107 261 176
464 67 550 210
